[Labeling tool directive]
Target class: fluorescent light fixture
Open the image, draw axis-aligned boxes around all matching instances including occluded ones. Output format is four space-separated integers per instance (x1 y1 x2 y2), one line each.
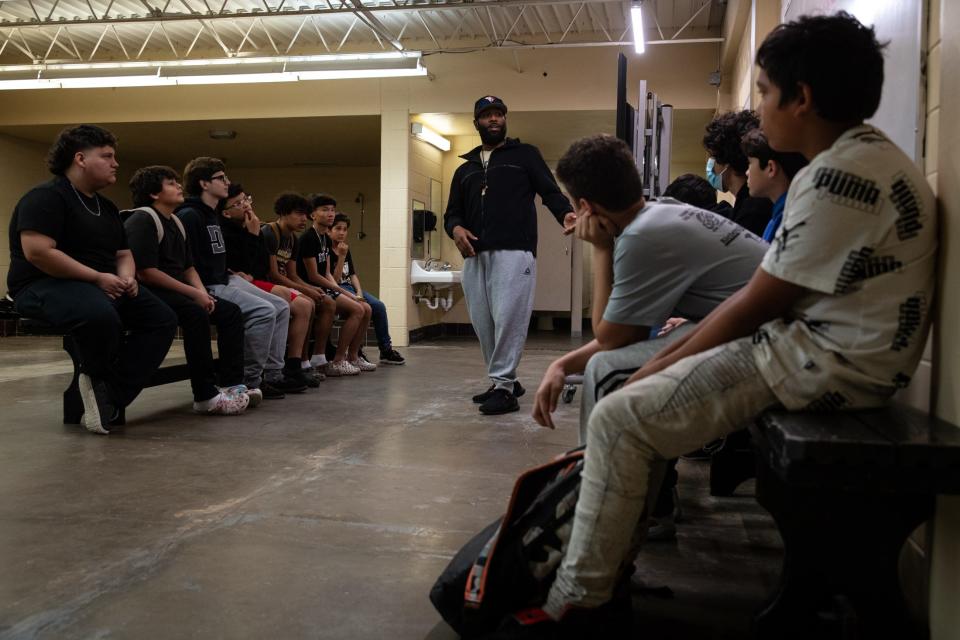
631 3 645 54
0 51 427 90
411 122 451 151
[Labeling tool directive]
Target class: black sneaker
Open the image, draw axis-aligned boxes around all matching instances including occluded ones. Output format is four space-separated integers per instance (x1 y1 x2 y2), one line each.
479 388 520 415
473 381 525 404
258 382 286 399
78 373 119 435
271 375 307 394
378 348 405 365
285 366 318 389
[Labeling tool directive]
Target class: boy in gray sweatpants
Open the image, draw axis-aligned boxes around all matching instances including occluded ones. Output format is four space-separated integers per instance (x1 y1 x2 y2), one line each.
444 95 575 415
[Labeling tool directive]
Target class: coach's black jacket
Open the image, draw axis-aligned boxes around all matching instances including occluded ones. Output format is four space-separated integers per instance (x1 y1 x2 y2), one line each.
443 138 572 256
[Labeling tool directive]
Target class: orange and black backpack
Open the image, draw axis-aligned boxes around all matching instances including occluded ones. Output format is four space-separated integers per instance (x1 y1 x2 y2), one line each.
429 446 585 637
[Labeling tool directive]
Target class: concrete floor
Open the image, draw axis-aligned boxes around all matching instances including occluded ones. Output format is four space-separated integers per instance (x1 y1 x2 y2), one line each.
0 334 782 639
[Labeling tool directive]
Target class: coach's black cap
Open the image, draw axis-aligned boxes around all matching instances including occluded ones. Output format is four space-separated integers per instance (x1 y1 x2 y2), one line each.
474 95 508 118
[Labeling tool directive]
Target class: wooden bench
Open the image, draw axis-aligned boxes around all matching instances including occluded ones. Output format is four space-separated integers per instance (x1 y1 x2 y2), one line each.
748 405 960 639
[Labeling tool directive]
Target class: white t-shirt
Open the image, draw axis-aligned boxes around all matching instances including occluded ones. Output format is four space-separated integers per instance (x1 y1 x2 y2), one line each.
754 125 938 410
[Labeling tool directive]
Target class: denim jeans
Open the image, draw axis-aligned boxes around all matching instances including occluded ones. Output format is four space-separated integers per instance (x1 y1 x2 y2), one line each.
340 283 391 350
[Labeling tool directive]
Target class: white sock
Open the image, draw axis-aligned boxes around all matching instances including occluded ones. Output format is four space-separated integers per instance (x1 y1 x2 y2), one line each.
310 355 327 367
301 361 313 370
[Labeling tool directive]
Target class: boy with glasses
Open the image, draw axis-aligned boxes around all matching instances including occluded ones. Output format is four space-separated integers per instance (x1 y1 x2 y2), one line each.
176 157 305 399
219 185 324 386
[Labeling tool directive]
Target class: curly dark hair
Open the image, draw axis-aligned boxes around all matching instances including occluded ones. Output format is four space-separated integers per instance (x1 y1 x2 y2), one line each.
128 165 180 208
46 125 117 176
740 129 808 180
309 193 337 209
333 212 351 227
274 192 312 216
556 134 643 212
182 157 225 197
757 11 886 122
702 110 759 174
662 174 716 210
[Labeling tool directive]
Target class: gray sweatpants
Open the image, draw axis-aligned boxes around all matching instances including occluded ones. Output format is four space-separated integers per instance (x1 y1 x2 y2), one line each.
579 323 698 442
461 250 537 391
208 275 289 388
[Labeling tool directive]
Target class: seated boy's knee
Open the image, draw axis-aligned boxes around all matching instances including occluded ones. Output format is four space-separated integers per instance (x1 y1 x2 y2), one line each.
588 393 632 443
84 305 123 334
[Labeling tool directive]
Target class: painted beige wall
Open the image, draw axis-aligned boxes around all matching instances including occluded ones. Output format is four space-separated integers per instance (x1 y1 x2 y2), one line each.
0 133 52 289
720 0 783 111
929 0 960 635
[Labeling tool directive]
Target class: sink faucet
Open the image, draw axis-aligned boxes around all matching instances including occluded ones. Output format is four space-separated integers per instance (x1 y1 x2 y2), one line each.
424 258 441 271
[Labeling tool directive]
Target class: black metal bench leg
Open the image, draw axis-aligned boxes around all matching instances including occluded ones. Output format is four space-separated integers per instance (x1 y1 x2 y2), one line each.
709 429 756 496
62 336 83 425
753 463 933 639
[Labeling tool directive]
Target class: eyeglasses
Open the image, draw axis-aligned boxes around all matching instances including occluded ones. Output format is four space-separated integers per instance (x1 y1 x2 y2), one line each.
224 195 253 210
209 174 230 183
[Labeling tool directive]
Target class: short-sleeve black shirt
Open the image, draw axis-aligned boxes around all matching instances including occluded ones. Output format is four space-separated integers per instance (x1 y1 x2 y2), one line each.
296 227 331 281
7 176 127 297
124 208 193 284
334 249 356 285
261 223 299 279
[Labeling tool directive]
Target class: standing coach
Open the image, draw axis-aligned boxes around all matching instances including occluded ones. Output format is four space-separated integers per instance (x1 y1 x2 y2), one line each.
444 96 575 415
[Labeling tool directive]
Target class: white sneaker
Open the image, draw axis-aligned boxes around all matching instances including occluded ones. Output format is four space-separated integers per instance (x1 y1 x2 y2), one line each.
78 373 114 435
350 358 377 372
325 360 360 377
193 391 249 415
245 387 263 408
221 384 259 408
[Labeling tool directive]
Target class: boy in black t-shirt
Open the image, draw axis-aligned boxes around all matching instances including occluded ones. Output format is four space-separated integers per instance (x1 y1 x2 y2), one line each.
329 213 404 365
260 192 330 386
125 166 249 414
6 125 177 434
297 193 374 376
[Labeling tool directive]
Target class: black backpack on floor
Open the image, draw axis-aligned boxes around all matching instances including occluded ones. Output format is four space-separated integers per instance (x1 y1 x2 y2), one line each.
429 447 585 638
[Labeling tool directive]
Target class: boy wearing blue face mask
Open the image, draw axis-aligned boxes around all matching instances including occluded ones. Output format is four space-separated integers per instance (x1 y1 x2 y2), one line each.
702 110 774 236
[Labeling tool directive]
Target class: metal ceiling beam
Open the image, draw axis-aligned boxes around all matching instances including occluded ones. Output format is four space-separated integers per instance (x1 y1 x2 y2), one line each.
421 36 722 53
0 0 619 28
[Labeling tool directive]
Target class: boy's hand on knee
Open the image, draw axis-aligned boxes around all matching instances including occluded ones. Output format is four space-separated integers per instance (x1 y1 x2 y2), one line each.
533 361 566 429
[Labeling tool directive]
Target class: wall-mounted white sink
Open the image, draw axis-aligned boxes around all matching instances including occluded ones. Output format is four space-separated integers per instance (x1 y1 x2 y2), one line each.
411 260 462 289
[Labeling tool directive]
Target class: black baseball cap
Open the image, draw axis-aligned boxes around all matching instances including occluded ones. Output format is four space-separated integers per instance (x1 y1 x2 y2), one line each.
474 95 508 118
